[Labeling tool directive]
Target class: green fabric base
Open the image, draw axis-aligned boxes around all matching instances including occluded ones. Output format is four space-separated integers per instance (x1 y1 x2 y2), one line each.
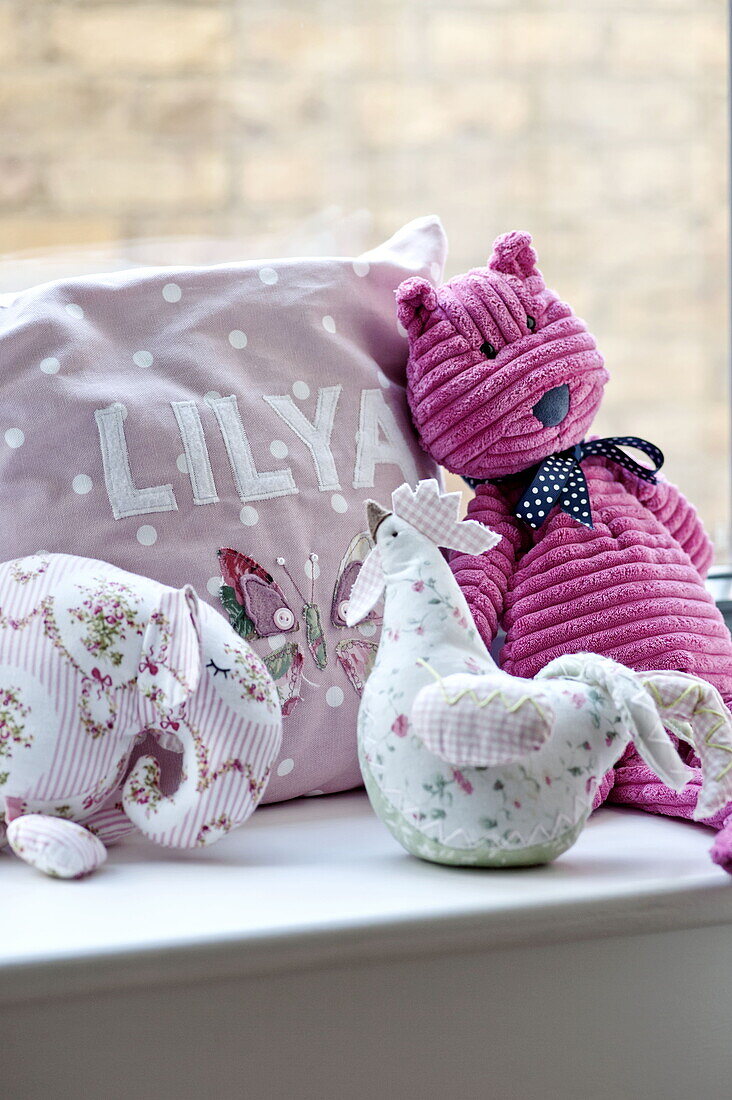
360 757 587 868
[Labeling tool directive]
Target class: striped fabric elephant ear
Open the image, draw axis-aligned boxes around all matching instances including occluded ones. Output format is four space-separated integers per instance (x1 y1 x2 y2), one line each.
391 479 501 555
137 585 203 711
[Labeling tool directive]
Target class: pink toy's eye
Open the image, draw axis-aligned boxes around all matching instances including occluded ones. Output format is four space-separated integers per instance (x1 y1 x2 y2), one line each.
526 315 536 331
480 341 497 360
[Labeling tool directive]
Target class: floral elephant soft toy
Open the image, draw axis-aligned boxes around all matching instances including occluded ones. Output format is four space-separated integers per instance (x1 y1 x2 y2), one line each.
395 232 732 866
0 553 282 877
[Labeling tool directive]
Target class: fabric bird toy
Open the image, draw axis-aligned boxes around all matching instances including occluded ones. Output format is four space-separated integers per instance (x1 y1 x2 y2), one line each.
395 232 732 868
346 480 732 868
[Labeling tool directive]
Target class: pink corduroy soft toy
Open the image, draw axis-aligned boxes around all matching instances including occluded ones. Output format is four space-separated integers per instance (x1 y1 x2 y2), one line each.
396 231 732 869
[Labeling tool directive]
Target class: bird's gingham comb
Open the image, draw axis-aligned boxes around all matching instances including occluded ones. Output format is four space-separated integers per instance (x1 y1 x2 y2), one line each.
391 479 501 555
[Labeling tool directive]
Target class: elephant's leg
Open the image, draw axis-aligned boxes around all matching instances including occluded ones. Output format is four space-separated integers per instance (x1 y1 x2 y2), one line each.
82 800 137 846
6 814 107 879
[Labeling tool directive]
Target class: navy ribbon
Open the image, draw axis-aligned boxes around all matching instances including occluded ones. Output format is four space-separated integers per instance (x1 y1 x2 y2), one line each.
464 436 664 530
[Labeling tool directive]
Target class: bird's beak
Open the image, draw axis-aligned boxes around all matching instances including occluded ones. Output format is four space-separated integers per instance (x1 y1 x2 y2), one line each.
365 501 391 541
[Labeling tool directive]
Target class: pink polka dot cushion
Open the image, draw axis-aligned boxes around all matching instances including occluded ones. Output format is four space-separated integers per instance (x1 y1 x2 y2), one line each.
0 217 445 802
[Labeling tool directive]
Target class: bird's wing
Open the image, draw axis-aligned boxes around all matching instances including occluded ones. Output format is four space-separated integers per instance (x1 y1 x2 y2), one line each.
412 672 554 768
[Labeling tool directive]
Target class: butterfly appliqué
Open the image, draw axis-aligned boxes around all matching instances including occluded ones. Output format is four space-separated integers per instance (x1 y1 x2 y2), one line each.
217 532 379 716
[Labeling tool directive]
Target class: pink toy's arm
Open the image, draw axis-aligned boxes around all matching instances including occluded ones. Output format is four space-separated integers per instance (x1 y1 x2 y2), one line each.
450 483 527 646
623 471 714 577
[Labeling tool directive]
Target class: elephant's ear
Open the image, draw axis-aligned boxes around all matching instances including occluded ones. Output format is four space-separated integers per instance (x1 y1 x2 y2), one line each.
137 585 203 710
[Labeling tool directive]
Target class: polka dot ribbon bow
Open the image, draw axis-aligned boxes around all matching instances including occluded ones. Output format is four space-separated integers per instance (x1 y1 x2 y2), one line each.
512 436 664 530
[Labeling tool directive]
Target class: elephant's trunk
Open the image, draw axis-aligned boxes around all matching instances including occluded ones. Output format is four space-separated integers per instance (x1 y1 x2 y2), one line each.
122 704 281 848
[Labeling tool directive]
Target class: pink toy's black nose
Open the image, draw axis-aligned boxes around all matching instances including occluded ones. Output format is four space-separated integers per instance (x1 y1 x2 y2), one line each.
533 384 570 427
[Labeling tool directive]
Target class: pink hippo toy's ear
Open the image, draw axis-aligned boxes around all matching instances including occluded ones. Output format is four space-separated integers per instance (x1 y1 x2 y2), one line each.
395 276 438 339
488 231 540 281
137 585 203 711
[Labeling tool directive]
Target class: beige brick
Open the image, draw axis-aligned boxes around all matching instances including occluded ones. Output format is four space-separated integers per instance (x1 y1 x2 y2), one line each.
0 6 20 65
0 73 136 153
540 77 697 140
608 13 726 75
226 77 324 139
47 150 228 213
48 6 232 74
0 157 40 207
133 79 228 138
356 79 531 148
0 215 121 254
428 11 604 70
237 13 397 75
238 149 322 205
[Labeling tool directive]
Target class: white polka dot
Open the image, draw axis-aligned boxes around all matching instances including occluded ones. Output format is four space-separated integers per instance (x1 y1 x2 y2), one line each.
352 259 370 277
276 757 294 776
270 440 289 459
204 390 222 403
132 350 153 369
240 505 259 526
72 474 93 495
206 576 222 597
268 634 287 651
40 357 60 375
258 267 278 285
537 510 545 517
292 381 310 400
326 686 344 708
228 329 247 349
162 283 181 302
4 428 24 448
396 320 408 338
176 453 188 473
304 557 320 580
304 789 324 797
136 524 157 546
358 621 377 637
65 303 84 319
377 370 391 389
331 494 348 513
532 487 539 494
322 314 336 334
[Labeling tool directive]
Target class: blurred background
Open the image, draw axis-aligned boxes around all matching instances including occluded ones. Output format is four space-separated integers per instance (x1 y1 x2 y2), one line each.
1 0 728 551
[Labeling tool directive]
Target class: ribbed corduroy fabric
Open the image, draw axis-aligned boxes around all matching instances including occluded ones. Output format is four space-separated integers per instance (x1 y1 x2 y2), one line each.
396 231 732 835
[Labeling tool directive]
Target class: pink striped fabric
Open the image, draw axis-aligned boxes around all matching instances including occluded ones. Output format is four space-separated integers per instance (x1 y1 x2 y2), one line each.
0 552 282 866
6 814 106 879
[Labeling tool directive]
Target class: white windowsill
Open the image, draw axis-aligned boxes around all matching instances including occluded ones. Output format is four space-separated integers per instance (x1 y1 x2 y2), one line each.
2 790 731 1008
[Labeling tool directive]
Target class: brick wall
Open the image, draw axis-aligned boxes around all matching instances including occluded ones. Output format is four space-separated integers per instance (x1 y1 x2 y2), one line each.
1 0 729 546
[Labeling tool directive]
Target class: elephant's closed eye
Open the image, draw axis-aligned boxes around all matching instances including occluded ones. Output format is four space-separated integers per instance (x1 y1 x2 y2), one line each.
207 658 231 678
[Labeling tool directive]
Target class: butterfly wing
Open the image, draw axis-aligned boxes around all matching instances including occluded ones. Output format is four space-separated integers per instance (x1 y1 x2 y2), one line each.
218 547 297 638
335 638 378 696
264 642 304 717
304 604 327 670
331 531 380 627
218 547 273 599
219 582 255 639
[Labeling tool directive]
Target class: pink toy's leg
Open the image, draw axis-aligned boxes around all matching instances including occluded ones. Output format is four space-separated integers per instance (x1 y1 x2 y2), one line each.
608 746 732 874
450 483 527 647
